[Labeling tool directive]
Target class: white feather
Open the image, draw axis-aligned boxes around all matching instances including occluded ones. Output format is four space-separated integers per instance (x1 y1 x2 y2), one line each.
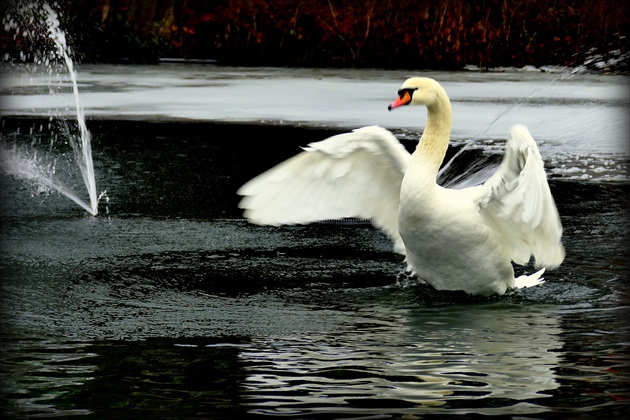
237 126 410 254
473 124 565 269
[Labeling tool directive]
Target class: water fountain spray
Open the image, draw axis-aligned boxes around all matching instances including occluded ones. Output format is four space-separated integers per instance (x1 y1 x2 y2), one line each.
1 2 99 215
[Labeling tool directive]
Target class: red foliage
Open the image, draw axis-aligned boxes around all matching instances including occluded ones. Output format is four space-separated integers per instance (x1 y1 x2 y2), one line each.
4 0 629 70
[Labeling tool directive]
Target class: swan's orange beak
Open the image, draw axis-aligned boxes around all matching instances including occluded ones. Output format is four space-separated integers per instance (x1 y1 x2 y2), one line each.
388 90 412 111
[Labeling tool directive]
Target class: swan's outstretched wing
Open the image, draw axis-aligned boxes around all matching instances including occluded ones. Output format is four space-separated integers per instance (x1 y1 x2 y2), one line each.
473 124 565 268
238 126 410 254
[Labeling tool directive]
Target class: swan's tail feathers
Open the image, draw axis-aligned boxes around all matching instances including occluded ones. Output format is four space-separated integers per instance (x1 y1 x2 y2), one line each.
514 268 546 289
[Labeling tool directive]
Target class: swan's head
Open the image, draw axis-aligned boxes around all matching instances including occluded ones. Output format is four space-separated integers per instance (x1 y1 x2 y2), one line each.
388 77 446 111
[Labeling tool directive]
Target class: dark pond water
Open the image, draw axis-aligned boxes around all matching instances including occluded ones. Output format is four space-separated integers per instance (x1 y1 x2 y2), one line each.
1 118 629 418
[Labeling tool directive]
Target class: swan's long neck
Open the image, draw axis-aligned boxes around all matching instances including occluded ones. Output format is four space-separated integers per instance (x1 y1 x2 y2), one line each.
414 93 452 178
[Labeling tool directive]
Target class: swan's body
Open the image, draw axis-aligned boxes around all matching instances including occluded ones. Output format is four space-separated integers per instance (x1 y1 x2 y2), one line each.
238 77 564 296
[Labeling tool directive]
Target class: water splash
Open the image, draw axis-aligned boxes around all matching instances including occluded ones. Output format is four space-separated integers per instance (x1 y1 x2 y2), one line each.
0 2 99 215
437 65 589 187
0 142 96 214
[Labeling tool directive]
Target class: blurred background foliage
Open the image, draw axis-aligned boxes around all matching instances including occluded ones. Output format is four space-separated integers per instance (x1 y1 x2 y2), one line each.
2 0 629 71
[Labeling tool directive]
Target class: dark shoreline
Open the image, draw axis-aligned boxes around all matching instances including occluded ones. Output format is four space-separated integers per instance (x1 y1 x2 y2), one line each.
1 0 628 73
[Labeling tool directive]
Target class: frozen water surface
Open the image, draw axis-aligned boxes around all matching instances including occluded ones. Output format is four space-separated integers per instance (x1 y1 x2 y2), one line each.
1 64 627 143
2 64 628 182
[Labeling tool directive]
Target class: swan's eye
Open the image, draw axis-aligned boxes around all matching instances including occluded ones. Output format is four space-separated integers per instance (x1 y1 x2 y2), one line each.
398 88 417 99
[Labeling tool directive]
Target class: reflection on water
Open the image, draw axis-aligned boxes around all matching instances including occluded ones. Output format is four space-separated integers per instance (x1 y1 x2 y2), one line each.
1 118 629 417
3 298 628 417
243 305 562 416
0 304 565 417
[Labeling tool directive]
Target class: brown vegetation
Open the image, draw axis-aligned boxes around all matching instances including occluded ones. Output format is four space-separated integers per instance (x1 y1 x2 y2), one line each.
3 0 629 71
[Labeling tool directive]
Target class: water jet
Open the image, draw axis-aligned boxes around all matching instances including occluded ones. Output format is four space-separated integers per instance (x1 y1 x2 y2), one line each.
1 2 99 215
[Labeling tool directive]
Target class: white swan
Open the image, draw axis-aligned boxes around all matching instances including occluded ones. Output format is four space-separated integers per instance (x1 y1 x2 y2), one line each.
238 77 565 296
